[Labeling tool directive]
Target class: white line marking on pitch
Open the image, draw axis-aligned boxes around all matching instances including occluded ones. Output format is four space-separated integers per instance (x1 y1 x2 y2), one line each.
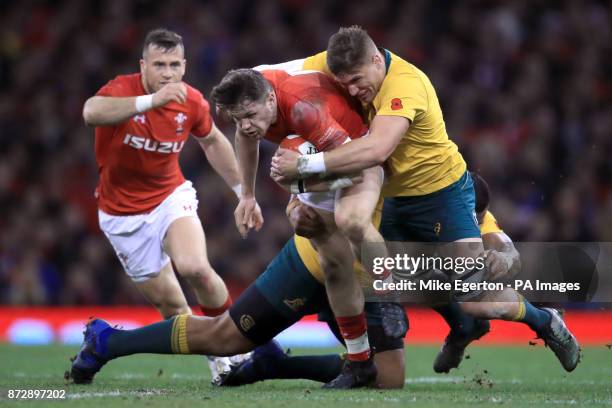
68 390 166 399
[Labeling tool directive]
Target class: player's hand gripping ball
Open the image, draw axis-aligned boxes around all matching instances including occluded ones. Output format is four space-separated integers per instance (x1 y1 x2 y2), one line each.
279 134 317 155
271 135 317 181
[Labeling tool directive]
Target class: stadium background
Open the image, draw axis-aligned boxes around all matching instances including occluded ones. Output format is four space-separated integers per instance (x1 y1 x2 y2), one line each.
0 0 611 345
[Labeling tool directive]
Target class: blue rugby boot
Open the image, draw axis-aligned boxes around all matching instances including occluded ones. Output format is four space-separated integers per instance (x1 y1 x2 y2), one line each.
69 319 114 384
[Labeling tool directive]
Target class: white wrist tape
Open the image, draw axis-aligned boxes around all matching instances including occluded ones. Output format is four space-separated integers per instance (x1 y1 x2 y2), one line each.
328 177 356 191
231 184 242 198
289 180 306 194
299 152 326 176
289 181 300 194
135 95 154 113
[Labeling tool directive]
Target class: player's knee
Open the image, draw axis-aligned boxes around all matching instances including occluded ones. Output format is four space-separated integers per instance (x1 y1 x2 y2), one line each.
175 256 214 280
335 211 368 243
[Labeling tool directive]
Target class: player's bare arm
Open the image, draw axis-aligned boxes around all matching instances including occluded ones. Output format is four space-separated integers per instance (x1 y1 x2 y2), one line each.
483 231 521 281
271 115 410 179
271 171 363 194
82 82 187 126
234 131 263 238
196 124 241 197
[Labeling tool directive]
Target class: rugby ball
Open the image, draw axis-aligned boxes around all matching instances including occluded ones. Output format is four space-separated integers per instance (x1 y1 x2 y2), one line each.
280 134 318 155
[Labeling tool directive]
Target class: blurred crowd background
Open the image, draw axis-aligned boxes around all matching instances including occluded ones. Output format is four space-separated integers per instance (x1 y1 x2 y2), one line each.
1 0 610 305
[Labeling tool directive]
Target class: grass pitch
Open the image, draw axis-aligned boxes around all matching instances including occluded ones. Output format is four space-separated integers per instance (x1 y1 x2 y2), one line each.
0 344 610 407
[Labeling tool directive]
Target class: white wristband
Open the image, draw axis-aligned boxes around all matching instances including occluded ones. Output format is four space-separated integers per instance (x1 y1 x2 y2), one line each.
231 184 242 198
135 95 154 113
299 152 326 176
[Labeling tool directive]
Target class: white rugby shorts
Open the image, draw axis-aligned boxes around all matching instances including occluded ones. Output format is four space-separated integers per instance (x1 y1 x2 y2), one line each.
99 181 199 282
297 190 337 213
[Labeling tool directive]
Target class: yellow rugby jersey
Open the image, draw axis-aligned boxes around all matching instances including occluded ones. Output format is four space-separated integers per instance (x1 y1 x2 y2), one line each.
294 204 502 282
303 51 466 197
480 210 503 235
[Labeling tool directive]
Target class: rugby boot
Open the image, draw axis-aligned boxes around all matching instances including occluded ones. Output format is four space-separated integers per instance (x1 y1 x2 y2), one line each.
433 319 490 373
69 319 113 384
537 308 580 372
322 356 377 389
207 356 234 386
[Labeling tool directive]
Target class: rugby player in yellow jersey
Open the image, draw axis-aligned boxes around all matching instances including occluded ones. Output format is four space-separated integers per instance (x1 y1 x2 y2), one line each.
287 172 519 377
270 26 580 378
217 172 521 387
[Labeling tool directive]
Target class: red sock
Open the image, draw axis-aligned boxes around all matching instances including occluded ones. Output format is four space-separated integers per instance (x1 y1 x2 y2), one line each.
200 296 232 317
336 312 370 361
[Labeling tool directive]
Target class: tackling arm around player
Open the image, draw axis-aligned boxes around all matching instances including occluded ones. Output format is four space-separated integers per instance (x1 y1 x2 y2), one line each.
270 26 579 373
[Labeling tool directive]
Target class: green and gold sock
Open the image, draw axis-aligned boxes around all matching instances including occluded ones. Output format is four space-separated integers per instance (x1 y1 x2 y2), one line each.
511 294 552 333
105 314 190 358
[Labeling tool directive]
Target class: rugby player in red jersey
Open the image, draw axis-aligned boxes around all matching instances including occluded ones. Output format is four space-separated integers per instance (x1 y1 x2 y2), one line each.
211 68 393 388
80 28 246 381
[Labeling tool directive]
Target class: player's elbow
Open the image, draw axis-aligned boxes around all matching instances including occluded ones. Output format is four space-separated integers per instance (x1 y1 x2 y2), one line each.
82 99 98 126
82 97 106 126
369 143 392 166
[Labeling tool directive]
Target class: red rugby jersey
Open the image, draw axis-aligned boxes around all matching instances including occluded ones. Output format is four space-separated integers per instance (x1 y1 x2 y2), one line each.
93 73 212 215
262 70 368 150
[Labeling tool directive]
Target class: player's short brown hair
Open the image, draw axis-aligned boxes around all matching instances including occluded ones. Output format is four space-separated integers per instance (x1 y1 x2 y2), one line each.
142 28 183 56
211 69 271 110
327 26 376 75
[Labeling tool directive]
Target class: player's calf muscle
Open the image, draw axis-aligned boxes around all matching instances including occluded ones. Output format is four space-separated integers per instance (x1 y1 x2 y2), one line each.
186 315 252 355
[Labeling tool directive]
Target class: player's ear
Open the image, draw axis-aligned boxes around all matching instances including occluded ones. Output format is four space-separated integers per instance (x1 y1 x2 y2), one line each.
267 90 276 107
372 52 382 66
139 59 145 74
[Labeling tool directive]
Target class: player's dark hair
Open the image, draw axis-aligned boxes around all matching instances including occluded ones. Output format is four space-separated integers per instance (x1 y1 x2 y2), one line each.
471 172 490 213
143 28 183 55
211 69 271 110
327 26 376 75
